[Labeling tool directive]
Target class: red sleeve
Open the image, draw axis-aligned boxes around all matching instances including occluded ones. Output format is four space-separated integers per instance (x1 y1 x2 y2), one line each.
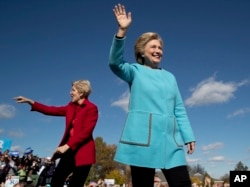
31 101 67 116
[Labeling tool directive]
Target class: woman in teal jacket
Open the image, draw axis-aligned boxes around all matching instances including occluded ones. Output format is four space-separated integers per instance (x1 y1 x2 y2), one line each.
109 4 196 187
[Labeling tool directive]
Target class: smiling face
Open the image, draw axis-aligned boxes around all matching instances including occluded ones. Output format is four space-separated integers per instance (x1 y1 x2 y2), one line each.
70 86 84 104
134 32 164 68
143 39 163 68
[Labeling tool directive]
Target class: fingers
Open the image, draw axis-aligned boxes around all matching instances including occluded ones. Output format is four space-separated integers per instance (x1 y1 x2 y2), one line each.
13 96 23 102
127 12 132 20
13 96 30 104
55 148 62 154
113 3 132 32
187 142 195 154
113 4 126 15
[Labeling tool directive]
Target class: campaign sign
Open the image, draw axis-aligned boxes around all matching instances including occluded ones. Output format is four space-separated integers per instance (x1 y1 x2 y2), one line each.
230 171 250 187
0 138 12 152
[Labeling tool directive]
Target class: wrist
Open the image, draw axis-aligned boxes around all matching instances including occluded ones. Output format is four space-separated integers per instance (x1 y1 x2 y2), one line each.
64 144 70 149
115 35 124 39
116 28 127 37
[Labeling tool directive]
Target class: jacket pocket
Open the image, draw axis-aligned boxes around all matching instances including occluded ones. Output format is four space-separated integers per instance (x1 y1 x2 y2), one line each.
120 111 152 146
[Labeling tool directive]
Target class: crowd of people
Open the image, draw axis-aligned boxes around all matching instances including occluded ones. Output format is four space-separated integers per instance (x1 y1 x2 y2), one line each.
0 150 56 187
0 149 172 187
0 150 126 187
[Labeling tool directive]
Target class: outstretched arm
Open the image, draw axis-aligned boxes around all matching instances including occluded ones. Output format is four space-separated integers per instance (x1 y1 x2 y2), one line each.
14 96 66 116
113 4 132 37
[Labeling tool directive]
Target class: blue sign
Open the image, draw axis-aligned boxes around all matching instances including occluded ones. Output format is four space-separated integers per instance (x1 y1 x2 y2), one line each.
0 138 12 152
9 150 20 157
24 147 33 155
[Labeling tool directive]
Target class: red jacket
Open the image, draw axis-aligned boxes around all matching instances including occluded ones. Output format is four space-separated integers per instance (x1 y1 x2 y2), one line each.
31 99 98 166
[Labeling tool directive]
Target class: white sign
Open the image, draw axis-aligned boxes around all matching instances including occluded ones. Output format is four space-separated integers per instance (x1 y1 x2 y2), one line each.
104 179 115 185
5 176 19 187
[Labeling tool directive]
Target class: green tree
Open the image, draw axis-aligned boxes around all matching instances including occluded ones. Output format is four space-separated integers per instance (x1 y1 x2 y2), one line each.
105 169 126 185
87 137 131 184
234 161 248 171
87 137 117 182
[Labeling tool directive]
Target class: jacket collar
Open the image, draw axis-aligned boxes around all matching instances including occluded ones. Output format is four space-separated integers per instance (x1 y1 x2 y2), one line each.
70 98 89 107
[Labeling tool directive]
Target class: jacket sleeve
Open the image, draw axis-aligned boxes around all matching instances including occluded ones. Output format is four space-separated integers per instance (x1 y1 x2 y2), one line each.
174 81 196 143
31 101 67 116
67 103 98 150
109 36 135 83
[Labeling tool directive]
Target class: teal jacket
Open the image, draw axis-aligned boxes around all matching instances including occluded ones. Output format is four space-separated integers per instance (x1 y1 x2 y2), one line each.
109 36 195 169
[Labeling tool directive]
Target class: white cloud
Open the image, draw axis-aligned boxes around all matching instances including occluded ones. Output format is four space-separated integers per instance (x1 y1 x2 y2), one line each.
227 108 250 118
209 156 225 161
8 129 24 138
186 157 200 164
0 104 16 119
185 76 249 107
111 90 130 112
202 142 224 151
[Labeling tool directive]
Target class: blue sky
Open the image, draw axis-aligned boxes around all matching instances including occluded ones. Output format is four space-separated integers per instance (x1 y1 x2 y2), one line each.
1 0 249 179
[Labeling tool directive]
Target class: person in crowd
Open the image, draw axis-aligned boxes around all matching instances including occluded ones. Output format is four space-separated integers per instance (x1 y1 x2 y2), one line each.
13 80 99 187
25 157 39 186
17 164 27 183
45 159 56 185
0 154 4 175
0 156 12 184
109 4 196 187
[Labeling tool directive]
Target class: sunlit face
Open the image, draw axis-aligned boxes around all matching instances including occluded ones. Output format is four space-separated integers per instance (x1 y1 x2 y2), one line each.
143 39 163 68
70 86 83 104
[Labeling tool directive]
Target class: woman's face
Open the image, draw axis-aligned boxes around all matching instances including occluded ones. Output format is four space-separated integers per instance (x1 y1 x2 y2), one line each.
70 86 83 103
143 39 163 68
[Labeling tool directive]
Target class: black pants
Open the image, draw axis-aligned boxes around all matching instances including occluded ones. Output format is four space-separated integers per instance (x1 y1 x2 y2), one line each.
130 165 191 187
50 150 91 187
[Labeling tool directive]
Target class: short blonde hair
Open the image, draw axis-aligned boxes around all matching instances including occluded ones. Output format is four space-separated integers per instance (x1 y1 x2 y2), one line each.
72 80 92 98
134 32 163 64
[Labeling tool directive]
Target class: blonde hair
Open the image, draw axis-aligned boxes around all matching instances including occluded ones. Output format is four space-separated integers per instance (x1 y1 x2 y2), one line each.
72 80 92 98
134 32 163 64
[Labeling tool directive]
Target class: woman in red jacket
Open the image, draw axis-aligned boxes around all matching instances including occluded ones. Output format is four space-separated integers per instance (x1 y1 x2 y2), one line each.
14 80 98 187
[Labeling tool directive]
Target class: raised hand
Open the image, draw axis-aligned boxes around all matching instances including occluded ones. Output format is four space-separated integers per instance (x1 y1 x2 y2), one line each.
113 4 132 37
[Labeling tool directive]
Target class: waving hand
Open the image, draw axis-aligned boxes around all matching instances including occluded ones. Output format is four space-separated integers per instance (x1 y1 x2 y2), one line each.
113 4 132 37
